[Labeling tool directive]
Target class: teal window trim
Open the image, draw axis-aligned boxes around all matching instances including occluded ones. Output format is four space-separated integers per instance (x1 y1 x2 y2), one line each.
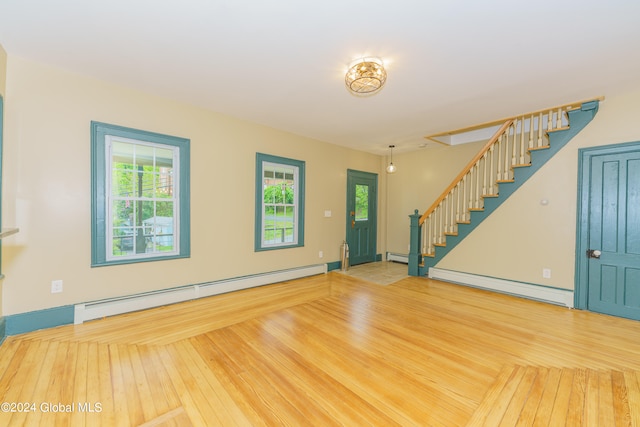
91 121 190 266
255 153 305 251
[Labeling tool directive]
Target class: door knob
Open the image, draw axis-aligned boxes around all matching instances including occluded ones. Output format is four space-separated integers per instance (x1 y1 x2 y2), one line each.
587 249 601 259
351 220 355 228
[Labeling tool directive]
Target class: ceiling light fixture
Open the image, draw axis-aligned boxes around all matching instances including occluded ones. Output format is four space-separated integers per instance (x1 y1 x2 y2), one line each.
386 145 397 174
345 57 387 96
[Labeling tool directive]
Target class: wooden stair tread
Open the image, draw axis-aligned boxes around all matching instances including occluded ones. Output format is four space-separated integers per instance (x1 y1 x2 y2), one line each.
547 125 570 133
512 163 531 168
469 208 484 212
496 179 515 184
528 145 551 152
482 194 499 198
444 232 458 236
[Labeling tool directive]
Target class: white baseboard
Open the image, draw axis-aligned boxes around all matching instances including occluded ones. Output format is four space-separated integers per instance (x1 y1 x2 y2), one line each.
74 264 328 324
386 253 409 263
428 268 574 308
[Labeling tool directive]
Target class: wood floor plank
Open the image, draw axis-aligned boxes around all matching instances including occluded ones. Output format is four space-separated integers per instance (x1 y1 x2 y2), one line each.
625 370 640 426
70 341 89 426
547 367 575 425
584 368 600 425
566 368 587 425
97 343 116 426
85 342 102 427
171 339 252 426
531 367 563 427
464 365 520 426
5 340 49 426
157 345 206 427
190 333 268 426
515 366 549 426
611 370 632 427
108 344 134 426
479 365 526 426
138 344 182 418
128 344 162 423
499 366 538 426
598 369 616 425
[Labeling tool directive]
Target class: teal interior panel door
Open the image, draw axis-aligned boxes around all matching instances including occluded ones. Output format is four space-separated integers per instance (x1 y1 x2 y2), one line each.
586 148 640 320
346 170 377 266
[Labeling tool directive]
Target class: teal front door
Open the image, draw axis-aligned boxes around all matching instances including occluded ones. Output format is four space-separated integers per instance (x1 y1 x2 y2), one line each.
346 170 377 266
577 142 640 320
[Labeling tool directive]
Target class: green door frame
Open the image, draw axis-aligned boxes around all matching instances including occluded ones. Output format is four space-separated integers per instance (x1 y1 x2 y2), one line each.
575 140 640 310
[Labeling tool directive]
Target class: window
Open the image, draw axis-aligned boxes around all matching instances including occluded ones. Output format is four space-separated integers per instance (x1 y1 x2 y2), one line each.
91 122 190 266
255 153 305 251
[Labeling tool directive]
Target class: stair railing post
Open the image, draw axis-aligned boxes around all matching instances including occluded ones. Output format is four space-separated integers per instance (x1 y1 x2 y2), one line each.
409 209 422 276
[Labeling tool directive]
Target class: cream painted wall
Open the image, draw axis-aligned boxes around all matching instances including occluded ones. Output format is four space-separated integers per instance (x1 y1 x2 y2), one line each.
437 90 640 289
385 141 486 255
0 44 6 96
1 56 384 315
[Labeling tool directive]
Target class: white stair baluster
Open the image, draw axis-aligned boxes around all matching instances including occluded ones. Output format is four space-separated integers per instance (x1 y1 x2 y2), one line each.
519 117 525 164
537 112 543 147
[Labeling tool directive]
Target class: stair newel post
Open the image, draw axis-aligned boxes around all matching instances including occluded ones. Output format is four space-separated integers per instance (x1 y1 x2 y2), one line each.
409 209 422 276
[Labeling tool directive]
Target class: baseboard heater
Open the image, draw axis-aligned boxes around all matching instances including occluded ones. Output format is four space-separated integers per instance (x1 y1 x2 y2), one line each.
429 268 574 308
386 252 409 263
74 264 328 324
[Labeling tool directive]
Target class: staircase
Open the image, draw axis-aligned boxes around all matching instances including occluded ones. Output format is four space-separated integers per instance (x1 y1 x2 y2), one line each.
409 99 601 277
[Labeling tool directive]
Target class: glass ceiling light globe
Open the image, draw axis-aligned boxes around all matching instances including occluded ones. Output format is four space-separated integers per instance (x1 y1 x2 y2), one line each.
386 144 397 174
345 57 387 96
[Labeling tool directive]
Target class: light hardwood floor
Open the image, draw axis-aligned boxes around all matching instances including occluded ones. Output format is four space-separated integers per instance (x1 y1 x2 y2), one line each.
2 272 640 426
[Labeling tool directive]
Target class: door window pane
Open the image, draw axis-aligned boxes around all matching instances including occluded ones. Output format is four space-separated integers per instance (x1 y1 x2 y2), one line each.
355 184 369 221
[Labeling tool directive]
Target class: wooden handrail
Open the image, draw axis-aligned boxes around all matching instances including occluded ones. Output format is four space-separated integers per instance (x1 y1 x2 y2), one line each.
419 119 514 224
424 96 604 142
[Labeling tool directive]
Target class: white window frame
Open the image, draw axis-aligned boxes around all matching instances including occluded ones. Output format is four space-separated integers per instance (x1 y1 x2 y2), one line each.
105 135 180 261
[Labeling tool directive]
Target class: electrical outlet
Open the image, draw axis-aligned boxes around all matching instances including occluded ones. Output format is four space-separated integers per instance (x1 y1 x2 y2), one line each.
319 250 324 258
51 280 63 293
542 268 551 279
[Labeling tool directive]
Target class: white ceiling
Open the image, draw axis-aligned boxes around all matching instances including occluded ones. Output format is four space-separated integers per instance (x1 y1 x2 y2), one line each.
1 0 639 155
